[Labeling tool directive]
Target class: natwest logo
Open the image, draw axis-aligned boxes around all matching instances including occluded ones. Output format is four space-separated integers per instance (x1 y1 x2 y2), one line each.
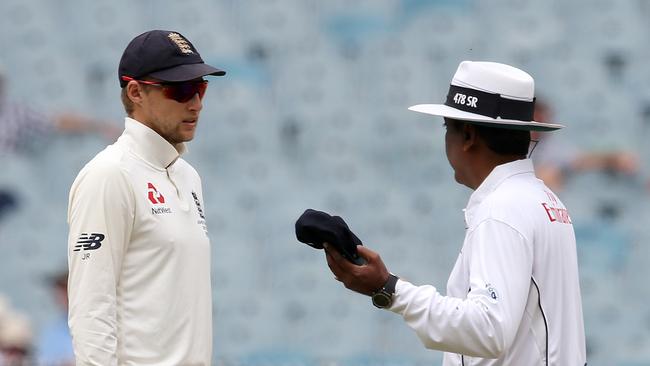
147 183 165 204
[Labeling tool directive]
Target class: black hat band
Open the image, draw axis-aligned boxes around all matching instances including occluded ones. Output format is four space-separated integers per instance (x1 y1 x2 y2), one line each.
444 84 536 121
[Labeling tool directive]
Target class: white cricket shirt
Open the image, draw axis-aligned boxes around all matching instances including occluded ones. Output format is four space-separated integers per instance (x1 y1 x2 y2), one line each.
389 159 586 365
67 117 212 366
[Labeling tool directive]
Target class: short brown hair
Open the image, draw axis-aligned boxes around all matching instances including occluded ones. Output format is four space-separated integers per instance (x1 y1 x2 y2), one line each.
121 83 155 116
121 88 134 116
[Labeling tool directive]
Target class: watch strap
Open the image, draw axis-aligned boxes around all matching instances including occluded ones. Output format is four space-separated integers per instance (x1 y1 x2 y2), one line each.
382 273 398 295
371 273 399 309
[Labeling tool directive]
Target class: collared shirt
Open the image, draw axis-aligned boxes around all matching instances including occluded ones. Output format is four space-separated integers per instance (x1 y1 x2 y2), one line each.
67 117 212 366
389 159 586 365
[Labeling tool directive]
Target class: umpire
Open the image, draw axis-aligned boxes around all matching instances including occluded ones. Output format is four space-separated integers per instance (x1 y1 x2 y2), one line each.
324 61 586 365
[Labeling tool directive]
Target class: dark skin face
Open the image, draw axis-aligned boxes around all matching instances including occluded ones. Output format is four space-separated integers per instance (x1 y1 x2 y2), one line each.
444 118 526 189
324 118 524 295
444 118 495 190
443 119 470 186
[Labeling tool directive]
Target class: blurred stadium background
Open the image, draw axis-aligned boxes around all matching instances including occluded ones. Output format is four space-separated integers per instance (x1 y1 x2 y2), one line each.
1 0 650 365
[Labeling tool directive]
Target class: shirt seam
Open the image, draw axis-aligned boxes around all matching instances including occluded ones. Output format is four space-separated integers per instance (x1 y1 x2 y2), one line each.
465 160 535 214
466 217 530 244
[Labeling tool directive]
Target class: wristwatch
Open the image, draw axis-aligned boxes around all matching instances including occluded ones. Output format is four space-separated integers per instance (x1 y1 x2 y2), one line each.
371 273 399 309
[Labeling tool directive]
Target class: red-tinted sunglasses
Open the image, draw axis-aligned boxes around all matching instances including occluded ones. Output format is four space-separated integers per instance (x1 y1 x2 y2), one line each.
121 76 209 103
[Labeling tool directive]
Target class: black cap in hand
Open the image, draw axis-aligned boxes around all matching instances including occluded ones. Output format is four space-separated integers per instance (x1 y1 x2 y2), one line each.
295 209 366 265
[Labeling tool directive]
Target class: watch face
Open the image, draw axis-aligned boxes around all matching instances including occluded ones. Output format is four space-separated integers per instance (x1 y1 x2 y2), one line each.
372 293 391 308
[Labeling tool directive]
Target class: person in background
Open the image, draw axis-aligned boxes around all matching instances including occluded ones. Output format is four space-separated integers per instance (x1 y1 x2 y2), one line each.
0 295 33 366
0 65 120 224
35 270 74 366
0 66 119 156
531 98 638 192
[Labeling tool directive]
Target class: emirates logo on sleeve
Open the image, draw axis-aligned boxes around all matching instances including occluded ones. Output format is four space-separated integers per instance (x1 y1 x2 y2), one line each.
147 183 165 204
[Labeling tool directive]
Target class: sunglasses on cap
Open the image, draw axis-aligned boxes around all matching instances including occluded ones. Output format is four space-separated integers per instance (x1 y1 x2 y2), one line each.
121 76 208 103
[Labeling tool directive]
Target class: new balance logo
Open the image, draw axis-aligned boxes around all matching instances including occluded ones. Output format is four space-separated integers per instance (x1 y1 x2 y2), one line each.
453 93 478 108
74 233 105 252
147 183 165 204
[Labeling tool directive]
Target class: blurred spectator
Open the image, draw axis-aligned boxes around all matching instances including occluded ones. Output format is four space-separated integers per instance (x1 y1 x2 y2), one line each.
0 295 33 366
0 65 120 224
35 270 74 366
0 189 18 222
0 66 119 156
531 99 638 192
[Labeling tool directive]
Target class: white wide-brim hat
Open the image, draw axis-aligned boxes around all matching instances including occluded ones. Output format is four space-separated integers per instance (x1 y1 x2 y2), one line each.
409 61 564 131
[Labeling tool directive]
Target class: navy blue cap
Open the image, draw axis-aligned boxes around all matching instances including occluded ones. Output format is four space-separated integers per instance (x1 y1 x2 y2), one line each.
118 30 225 87
295 209 367 266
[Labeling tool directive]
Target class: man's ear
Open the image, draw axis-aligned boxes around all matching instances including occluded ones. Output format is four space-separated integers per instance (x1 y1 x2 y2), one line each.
462 123 477 152
126 81 144 105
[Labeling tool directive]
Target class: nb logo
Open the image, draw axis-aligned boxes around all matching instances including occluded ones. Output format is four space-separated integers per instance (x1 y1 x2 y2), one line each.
453 93 478 108
74 233 105 252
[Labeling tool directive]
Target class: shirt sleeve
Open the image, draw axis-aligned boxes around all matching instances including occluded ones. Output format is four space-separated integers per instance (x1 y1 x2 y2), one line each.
388 219 533 358
67 159 134 365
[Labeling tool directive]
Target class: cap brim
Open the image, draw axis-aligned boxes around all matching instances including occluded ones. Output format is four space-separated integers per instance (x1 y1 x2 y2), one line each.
148 63 226 82
408 104 564 131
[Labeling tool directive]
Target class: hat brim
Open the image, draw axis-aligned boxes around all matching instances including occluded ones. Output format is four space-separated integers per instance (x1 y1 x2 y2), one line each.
148 62 226 83
409 104 564 131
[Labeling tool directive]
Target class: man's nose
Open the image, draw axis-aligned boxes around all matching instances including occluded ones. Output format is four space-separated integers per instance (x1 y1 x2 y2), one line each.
186 93 203 111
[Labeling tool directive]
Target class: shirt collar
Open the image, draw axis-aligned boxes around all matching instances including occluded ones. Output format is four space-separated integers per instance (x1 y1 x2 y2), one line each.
120 117 186 169
463 158 535 224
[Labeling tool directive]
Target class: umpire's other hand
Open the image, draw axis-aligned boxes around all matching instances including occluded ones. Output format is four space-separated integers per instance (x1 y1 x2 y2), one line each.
324 243 390 296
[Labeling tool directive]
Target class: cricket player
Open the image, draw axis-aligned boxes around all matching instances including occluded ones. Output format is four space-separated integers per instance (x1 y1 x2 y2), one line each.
67 30 225 365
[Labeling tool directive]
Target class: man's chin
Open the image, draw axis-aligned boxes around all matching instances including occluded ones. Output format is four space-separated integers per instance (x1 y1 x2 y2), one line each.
179 129 197 142
170 134 195 145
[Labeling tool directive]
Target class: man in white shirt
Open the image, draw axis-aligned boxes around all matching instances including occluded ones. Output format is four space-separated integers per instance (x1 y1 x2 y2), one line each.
67 30 225 365
324 61 587 365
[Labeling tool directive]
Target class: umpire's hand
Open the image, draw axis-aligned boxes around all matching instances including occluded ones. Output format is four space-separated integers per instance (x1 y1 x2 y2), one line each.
324 243 390 296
